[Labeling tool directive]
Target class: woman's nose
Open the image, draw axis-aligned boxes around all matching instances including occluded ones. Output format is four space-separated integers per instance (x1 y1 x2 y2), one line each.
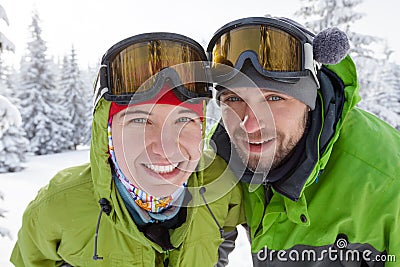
147 126 179 159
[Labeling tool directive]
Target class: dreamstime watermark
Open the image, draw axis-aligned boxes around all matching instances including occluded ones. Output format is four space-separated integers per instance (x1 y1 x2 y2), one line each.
257 238 396 263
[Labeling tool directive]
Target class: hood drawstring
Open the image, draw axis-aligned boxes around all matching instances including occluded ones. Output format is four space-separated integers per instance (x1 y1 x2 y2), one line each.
199 187 224 238
93 198 111 260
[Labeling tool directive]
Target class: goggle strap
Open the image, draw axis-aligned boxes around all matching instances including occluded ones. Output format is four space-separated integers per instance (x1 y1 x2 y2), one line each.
304 43 320 88
99 65 108 90
93 87 108 114
93 65 108 113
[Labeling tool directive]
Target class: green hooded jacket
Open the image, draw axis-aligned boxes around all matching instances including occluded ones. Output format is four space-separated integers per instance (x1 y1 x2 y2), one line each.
10 97 244 267
209 55 400 266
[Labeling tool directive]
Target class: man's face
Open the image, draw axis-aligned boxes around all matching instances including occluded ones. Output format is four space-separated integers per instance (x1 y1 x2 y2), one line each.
219 87 309 172
112 104 202 197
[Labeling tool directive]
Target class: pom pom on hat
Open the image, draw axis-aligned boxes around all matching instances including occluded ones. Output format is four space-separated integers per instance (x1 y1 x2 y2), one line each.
313 27 350 65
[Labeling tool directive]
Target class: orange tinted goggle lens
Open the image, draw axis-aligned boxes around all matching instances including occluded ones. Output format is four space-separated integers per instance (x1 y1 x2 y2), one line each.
109 40 208 95
211 25 302 72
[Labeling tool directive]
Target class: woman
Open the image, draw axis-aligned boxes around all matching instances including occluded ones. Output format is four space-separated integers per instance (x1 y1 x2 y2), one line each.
11 33 243 267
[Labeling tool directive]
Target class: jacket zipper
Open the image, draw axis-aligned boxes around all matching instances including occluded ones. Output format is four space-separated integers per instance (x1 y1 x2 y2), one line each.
254 181 273 236
163 250 170 267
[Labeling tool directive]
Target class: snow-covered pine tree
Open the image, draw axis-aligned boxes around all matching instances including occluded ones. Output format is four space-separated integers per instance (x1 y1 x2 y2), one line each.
81 94 93 147
0 3 14 240
295 0 379 58
81 64 98 146
0 95 26 238
56 55 75 150
17 10 68 155
59 47 90 149
359 47 400 130
295 0 400 129
0 190 11 238
0 94 28 173
0 4 15 53
0 4 29 173
0 66 29 172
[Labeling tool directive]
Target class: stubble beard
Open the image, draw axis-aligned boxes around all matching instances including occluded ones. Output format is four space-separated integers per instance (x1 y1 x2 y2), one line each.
233 109 309 173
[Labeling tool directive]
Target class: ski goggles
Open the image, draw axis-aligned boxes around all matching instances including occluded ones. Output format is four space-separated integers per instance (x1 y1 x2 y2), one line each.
94 33 212 106
206 17 319 87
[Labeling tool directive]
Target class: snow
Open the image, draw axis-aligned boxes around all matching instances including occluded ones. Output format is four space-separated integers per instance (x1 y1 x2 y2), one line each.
0 32 15 52
0 149 252 266
0 95 21 136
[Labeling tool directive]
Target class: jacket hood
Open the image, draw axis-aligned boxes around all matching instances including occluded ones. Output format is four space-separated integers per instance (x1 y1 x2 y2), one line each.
90 98 113 202
209 55 360 201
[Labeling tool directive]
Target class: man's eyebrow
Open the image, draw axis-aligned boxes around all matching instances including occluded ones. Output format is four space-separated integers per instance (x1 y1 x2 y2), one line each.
220 89 236 96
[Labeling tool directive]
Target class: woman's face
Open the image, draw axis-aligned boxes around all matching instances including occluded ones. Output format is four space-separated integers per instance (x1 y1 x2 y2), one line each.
112 103 202 198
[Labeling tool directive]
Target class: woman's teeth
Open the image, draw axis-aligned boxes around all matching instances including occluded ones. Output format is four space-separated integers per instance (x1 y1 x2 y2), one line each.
144 163 179 174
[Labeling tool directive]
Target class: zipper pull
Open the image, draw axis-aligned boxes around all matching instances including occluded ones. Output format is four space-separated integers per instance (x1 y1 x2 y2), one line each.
163 250 170 267
263 181 273 205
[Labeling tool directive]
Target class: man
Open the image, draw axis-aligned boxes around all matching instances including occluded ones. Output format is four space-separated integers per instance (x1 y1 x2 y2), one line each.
208 17 400 266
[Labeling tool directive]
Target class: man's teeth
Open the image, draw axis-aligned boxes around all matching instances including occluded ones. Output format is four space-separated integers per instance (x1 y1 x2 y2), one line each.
249 138 274 145
144 163 179 174
249 141 264 145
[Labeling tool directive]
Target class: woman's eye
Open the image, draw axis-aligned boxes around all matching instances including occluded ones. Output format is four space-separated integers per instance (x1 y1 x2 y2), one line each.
176 117 193 123
129 118 148 124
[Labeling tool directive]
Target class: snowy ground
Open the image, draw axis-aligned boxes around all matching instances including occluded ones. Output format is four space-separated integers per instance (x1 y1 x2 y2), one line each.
0 149 252 266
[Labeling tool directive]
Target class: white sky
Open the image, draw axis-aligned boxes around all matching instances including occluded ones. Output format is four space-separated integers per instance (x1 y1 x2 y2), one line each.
1 0 399 69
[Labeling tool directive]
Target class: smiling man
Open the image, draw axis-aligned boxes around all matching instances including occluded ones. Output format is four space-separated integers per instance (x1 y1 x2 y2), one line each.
208 17 400 266
219 85 309 173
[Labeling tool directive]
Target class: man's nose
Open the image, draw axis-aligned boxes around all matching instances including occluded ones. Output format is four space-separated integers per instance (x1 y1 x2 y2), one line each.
240 105 266 134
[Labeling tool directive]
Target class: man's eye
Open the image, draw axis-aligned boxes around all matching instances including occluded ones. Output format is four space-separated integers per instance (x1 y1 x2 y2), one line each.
268 95 283 101
223 96 242 102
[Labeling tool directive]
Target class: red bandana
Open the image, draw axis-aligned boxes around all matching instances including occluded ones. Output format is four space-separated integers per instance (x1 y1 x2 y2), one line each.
109 84 204 119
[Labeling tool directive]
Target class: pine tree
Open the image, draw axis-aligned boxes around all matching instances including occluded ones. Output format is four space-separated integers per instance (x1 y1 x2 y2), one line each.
295 0 400 129
0 190 11 238
0 62 29 172
0 3 14 240
59 47 90 149
81 64 98 146
17 10 68 155
82 98 93 147
295 0 379 58
0 5 29 172
359 49 400 130
57 55 75 149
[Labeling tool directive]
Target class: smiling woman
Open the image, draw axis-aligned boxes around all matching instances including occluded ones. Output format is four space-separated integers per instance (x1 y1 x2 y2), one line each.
10 32 244 267
110 85 204 200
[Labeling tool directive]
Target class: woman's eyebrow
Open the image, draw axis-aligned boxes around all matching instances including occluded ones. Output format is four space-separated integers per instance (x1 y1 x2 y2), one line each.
177 109 199 116
120 109 152 117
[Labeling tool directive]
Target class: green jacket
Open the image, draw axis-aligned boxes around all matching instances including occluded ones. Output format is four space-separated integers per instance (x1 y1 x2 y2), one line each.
11 98 244 267
210 56 400 266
